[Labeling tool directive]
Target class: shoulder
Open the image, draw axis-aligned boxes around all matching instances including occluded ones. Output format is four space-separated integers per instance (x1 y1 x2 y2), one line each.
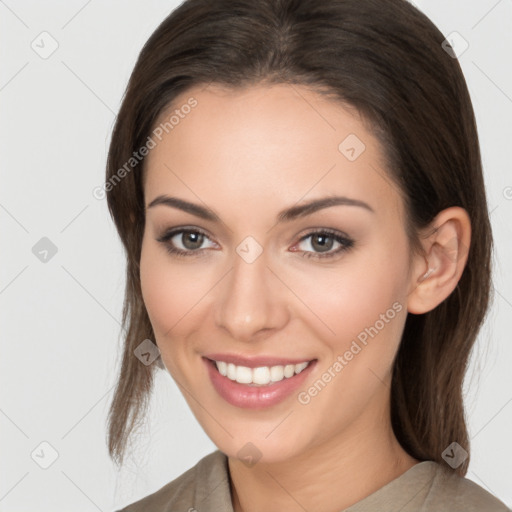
115 450 233 512
424 462 510 511
345 461 510 512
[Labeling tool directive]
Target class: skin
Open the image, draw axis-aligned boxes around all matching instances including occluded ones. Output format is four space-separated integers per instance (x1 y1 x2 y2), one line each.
139 83 471 512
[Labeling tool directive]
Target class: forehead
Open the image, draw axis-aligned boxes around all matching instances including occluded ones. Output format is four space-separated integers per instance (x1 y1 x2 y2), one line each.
143 83 403 222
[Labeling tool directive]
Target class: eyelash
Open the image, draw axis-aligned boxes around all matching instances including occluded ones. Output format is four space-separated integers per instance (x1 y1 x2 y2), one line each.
157 227 355 261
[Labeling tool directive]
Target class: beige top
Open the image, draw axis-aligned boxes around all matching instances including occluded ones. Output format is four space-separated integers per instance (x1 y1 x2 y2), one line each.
116 450 510 512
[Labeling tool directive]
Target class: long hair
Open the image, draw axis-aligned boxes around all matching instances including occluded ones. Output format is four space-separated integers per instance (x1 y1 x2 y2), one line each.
105 0 493 476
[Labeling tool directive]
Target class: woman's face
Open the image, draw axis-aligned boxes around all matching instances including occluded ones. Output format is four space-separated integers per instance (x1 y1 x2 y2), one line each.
140 83 418 463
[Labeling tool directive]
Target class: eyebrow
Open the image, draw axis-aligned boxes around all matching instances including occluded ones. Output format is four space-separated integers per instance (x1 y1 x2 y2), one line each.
146 194 375 222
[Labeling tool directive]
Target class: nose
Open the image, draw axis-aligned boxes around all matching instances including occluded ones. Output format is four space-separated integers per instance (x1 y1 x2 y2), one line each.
214 248 290 343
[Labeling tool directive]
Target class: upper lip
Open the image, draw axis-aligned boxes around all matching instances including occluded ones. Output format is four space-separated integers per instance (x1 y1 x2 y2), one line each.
203 353 315 368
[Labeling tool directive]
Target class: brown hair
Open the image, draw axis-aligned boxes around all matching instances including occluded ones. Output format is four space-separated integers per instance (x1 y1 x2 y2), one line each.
105 0 493 475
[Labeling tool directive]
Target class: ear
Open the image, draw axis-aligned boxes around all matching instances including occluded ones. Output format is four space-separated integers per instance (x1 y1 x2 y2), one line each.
407 206 471 315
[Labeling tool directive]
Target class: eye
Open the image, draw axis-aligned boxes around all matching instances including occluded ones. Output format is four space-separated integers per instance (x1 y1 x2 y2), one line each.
292 229 355 260
156 227 355 260
156 228 217 258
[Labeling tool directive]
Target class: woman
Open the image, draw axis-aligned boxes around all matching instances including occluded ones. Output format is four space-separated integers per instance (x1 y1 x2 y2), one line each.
105 0 510 510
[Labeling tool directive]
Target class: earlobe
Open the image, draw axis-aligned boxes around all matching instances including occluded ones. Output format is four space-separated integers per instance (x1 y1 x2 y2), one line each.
407 207 471 315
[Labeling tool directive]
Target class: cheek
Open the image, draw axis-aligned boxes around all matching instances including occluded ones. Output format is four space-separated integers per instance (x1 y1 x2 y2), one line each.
290 255 408 433
287 247 408 350
139 242 197 341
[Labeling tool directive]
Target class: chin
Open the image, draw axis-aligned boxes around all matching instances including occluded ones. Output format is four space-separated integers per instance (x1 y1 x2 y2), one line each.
202 421 313 466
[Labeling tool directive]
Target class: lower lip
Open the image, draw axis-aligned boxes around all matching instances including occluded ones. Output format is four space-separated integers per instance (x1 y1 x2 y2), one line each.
204 358 316 409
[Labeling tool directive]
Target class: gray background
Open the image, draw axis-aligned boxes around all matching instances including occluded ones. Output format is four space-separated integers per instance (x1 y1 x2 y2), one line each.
1 0 511 510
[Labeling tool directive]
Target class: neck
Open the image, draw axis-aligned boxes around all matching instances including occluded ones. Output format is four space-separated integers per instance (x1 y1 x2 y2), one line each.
227 400 419 512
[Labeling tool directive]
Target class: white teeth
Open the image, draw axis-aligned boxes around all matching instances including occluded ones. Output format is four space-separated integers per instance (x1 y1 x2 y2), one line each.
227 363 236 380
217 361 227 376
214 360 311 386
236 366 252 384
295 362 308 373
253 366 271 385
270 365 284 382
283 364 295 378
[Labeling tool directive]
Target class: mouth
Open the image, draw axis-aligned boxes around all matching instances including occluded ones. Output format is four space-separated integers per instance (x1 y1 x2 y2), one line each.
207 358 312 386
203 355 317 409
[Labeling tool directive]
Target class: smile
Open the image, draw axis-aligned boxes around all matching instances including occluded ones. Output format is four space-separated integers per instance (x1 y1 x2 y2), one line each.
213 359 310 386
203 356 317 409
